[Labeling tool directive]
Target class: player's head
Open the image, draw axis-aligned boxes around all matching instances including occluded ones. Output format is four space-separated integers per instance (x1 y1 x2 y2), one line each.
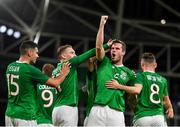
19 40 39 64
88 56 97 72
42 63 55 77
140 52 157 70
110 39 126 64
57 44 76 61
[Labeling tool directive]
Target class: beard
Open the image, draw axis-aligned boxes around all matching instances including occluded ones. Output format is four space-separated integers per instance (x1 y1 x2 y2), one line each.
111 58 119 64
111 54 122 64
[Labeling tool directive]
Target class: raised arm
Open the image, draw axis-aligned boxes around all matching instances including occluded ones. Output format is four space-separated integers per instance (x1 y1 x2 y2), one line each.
96 15 108 61
68 16 111 65
46 62 70 88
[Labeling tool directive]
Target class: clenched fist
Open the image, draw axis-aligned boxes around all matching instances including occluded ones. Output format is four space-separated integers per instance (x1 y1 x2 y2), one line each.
100 15 108 25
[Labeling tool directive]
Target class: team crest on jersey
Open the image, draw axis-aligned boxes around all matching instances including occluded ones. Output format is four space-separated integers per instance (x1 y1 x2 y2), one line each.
114 71 127 80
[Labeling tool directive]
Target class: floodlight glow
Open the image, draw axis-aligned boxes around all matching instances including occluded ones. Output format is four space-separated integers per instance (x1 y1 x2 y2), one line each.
0 25 21 39
7 28 14 36
160 19 166 24
0 25 7 33
13 31 21 39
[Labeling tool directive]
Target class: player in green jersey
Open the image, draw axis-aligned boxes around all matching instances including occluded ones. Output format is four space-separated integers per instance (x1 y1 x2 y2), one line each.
86 16 135 126
5 40 70 126
106 52 174 126
83 57 97 126
36 63 57 127
52 40 111 126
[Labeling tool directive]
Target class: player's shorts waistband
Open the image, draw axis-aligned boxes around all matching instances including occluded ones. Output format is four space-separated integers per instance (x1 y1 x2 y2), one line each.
93 103 122 112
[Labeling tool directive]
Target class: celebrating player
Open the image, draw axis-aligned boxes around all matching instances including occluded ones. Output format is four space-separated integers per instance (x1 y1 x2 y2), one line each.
5 40 70 126
106 52 174 126
36 63 57 127
86 16 135 126
52 40 111 125
83 56 97 126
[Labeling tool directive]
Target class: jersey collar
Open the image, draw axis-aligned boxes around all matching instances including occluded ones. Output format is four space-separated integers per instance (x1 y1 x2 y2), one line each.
16 60 29 64
144 70 155 73
113 64 124 67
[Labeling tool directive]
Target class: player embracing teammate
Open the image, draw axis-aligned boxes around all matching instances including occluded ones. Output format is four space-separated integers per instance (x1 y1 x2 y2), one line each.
5 16 174 127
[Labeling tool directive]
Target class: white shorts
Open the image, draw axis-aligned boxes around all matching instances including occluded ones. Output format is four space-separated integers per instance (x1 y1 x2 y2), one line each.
86 105 125 126
5 116 37 126
52 105 78 126
37 123 54 127
83 116 88 126
134 115 166 126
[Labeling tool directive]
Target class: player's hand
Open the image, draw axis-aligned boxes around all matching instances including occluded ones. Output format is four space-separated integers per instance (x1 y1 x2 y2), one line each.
100 15 108 25
61 62 71 76
56 85 62 93
166 108 174 118
106 79 121 89
89 56 96 63
107 39 113 47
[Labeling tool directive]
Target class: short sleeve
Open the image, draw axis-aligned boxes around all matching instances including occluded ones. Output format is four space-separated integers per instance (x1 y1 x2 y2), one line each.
134 73 144 86
163 79 169 96
127 70 136 86
30 66 49 85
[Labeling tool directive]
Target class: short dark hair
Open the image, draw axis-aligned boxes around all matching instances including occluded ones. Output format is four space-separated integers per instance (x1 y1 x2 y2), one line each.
141 52 156 63
19 40 38 55
57 44 72 56
42 63 55 77
112 39 126 52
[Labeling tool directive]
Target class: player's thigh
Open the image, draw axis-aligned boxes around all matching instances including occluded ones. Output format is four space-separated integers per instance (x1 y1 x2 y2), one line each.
86 105 106 126
106 106 125 126
83 116 88 126
134 116 152 126
15 119 37 126
5 116 37 126
152 115 165 126
52 105 78 126
52 106 59 126
5 116 14 126
61 106 78 126
134 115 165 126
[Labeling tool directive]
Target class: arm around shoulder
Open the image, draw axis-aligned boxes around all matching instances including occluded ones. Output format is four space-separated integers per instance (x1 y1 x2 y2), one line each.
106 79 142 94
46 62 70 88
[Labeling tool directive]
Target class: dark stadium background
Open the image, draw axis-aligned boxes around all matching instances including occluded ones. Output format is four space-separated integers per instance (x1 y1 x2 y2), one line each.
0 0 180 126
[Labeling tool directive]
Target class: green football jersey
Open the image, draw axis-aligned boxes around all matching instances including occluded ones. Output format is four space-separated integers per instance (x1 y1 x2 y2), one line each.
36 84 57 124
5 61 49 120
94 57 135 112
133 71 168 121
86 71 97 116
52 44 109 107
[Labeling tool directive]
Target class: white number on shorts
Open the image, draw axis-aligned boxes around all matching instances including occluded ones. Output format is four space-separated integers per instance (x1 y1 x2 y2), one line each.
150 83 160 104
6 74 19 96
41 90 53 108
